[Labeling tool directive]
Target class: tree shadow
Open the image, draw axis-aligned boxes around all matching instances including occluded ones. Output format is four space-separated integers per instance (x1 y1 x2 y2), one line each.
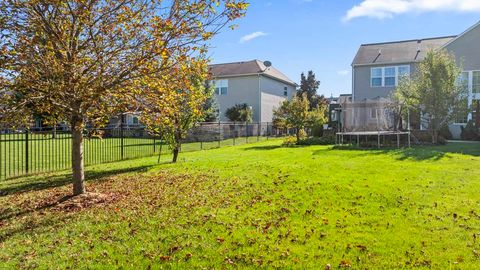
327 142 480 161
0 161 172 239
0 212 70 243
243 145 282 151
0 163 161 197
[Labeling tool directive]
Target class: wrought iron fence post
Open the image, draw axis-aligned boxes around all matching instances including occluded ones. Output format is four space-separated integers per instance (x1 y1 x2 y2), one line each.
257 122 260 141
153 135 156 153
245 122 248 143
266 123 269 140
25 129 29 174
218 121 221 148
121 115 125 159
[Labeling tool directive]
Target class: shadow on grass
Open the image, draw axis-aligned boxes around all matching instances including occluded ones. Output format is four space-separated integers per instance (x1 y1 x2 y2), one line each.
327 142 480 161
0 163 160 197
243 145 282 151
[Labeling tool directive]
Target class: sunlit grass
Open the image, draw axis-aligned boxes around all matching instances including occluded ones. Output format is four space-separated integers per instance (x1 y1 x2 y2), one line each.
1 140 479 269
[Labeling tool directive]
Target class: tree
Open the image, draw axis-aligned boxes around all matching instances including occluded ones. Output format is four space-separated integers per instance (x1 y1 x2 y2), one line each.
273 93 327 143
296 70 327 110
0 0 247 195
225 103 253 123
140 58 210 163
394 49 468 144
202 81 219 122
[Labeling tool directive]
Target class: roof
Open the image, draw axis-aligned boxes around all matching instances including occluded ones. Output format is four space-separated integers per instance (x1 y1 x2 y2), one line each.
352 36 456 66
442 20 480 48
209 60 297 86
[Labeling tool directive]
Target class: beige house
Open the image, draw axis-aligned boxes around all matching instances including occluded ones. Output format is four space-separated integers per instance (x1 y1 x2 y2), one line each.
351 21 480 138
209 60 297 123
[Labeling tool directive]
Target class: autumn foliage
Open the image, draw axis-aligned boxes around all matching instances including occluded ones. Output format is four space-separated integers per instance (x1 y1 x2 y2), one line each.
0 0 248 195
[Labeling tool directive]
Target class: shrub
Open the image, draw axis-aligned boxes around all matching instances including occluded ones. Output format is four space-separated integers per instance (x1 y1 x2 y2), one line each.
439 125 453 140
460 120 479 141
297 135 335 146
298 129 308 140
311 124 324 137
411 130 447 145
282 136 298 147
225 104 253 122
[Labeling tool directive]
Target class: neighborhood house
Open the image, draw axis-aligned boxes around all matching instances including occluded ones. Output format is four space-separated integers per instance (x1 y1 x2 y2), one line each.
209 60 297 123
348 21 480 139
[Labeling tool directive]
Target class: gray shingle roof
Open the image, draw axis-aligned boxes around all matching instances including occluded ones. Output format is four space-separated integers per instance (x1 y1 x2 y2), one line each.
352 36 456 66
209 60 297 86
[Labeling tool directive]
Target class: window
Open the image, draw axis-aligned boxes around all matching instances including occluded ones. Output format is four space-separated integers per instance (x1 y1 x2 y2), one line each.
371 68 382 87
132 116 139 125
473 71 480 94
470 100 480 125
214 79 228 95
331 110 337 121
371 65 410 87
384 67 396 87
398 65 410 83
370 108 378 119
457 72 469 88
283 87 288 97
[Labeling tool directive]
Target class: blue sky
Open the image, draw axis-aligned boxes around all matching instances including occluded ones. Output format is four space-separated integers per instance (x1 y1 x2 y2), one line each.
209 0 480 97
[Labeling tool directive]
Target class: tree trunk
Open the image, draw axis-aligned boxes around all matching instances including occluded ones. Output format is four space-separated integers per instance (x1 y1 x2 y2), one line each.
296 128 301 144
52 125 57 139
431 129 438 145
172 147 179 163
72 124 86 195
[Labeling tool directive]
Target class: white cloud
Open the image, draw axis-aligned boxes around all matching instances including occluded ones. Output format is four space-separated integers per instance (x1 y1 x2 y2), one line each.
337 70 350 76
239 31 268 43
344 0 480 21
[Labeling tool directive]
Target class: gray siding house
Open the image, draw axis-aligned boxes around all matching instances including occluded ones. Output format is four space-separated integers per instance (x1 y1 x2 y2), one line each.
209 60 297 122
351 21 480 138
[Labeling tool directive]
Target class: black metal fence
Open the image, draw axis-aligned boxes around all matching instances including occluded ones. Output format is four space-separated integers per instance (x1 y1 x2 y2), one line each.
0 122 287 180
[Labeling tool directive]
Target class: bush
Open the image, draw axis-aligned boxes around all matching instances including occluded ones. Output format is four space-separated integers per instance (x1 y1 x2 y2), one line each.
298 129 308 140
460 120 480 141
311 124 324 137
225 103 253 122
411 130 447 145
439 125 453 140
282 136 298 147
297 135 336 146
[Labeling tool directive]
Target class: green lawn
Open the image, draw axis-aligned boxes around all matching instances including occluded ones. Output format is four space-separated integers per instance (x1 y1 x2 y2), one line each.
0 133 267 180
1 140 480 269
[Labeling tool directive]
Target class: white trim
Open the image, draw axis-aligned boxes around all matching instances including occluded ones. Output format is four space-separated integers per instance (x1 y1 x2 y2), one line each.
353 61 416 67
212 73 297 87
370 65 410 87
442 21 480 49
352 66 355 102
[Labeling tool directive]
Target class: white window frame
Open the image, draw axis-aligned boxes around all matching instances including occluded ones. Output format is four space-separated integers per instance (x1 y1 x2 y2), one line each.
454 70 480 123
283 86 288 97
370 65 410 88
384 67 396 87
371 68 383 87
214 79 228 96
472 70 480 94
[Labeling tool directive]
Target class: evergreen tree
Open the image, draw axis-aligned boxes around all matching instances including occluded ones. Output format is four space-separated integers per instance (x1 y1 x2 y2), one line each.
297 71 327 110
202 81 219 122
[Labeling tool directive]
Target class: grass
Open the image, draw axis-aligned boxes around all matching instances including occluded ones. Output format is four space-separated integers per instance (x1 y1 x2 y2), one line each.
0 132 267 180
1 140 480 269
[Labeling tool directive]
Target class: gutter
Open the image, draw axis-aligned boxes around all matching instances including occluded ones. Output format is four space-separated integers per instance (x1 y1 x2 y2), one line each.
213 73 297 87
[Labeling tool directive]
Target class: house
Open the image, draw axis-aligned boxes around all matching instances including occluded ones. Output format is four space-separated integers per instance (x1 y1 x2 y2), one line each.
209 60 297 123
327 94 351 130
351 21 480 138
